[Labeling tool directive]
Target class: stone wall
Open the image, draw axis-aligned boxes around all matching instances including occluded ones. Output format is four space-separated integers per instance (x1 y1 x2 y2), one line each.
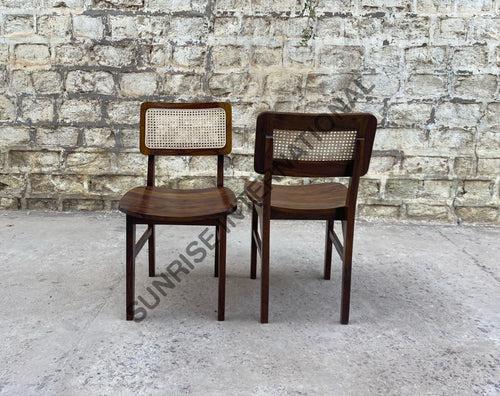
0 0 498 223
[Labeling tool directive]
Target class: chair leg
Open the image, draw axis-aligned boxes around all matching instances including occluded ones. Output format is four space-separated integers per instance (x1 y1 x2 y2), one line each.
250 204 258 279
324 219 334 280
126 216 136 321
340 218 355 325
260 214 270 324
148 225 155 277
217 217 226 321
214 225 219 277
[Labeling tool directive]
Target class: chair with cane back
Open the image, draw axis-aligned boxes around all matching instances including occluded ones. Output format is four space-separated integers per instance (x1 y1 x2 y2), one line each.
245 111 377 324
119 102 236 321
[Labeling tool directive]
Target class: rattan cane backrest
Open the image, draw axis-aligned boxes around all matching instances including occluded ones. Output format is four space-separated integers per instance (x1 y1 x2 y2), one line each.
254 112 377 177
140 102 232 156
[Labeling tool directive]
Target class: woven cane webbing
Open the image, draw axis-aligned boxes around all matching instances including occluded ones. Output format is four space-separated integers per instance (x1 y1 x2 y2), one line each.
145 107 226 150
273 129 357 161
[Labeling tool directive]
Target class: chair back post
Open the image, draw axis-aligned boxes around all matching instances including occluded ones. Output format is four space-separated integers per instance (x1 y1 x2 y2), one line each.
147 155 155 187
217 155 224 187
262 134 274 215
346 137 365 211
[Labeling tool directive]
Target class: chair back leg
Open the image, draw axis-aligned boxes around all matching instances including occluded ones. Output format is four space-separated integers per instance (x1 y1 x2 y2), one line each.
214 225 219 277
340 217 355 324
126 216 136 321
217 217 227 321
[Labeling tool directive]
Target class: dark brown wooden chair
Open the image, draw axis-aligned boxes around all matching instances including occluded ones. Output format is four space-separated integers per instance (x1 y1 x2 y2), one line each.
245 112 377 324
119 102 237 321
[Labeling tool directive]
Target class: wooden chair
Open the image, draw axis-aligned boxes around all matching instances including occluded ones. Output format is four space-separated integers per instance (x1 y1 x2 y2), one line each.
245 112 377 324
119 102 236 321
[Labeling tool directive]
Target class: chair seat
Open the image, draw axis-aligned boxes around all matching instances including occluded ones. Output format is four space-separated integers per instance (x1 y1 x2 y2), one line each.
244 180 348 219
119 186 237 223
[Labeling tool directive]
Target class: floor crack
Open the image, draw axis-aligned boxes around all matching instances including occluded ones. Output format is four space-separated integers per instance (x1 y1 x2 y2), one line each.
436 228 500 283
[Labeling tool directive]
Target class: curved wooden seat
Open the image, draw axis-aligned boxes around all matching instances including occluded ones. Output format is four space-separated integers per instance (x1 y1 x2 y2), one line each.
244 180 348 219
119 186 237 223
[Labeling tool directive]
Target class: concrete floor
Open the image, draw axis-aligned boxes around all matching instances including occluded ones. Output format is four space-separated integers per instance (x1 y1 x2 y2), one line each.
0 211 499 395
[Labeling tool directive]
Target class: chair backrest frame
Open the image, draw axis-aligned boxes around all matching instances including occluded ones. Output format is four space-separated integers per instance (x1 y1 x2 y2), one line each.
254 112 377 178
140 102 232 156
139 102 232 188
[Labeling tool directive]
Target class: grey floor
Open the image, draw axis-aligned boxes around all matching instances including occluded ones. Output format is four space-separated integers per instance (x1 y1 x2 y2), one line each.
0 211 499 395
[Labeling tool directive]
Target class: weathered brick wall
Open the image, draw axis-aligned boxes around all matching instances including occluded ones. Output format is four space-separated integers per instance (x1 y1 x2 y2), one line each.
0 0 498 223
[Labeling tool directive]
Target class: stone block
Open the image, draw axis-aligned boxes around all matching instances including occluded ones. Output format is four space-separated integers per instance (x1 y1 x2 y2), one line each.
251 46 282 67
107 101 141 125
455 206 498 223
0 126 31 146
83 128 115 148
109 15 167 40
385 178 421 200
25 198 57 210
65 152 112 174
36 127 79 147
453 74 497 99
66 71 115 95
403 156 449 176
406 74 447 98
172 46 206 68
29 174 86 194
14 44 50 65
60 99 101 124
20 97 54 123
54 43 90 65
62 198 105 211
9 150 61 172
211 45 247 69
419 180 453 201
91 45 136 68
119 73 157 97
477 158 500 175
373 128 428 153
32 71 63 94
148 44 172 66
0 96 17 122
434 102 481 128
457 180 495 205
37 14 71 37
405 46 446 73
451 46 489 71
428 128 474 154
4 15 34 35
319 46 363 72
0 197 20 209
406 204 452 221
88 175 145 194
163 74 203 96
386 102 433 127
73 15 105 40
358 204 401 218
0 173 26 195
453 157 476 177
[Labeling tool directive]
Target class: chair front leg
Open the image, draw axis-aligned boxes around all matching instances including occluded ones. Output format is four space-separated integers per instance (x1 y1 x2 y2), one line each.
214 225 219 277
126 216 136 321
250 204 258 279
324 219 334 280
340 217 355 324
217 217 226 321
148 224 155 277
